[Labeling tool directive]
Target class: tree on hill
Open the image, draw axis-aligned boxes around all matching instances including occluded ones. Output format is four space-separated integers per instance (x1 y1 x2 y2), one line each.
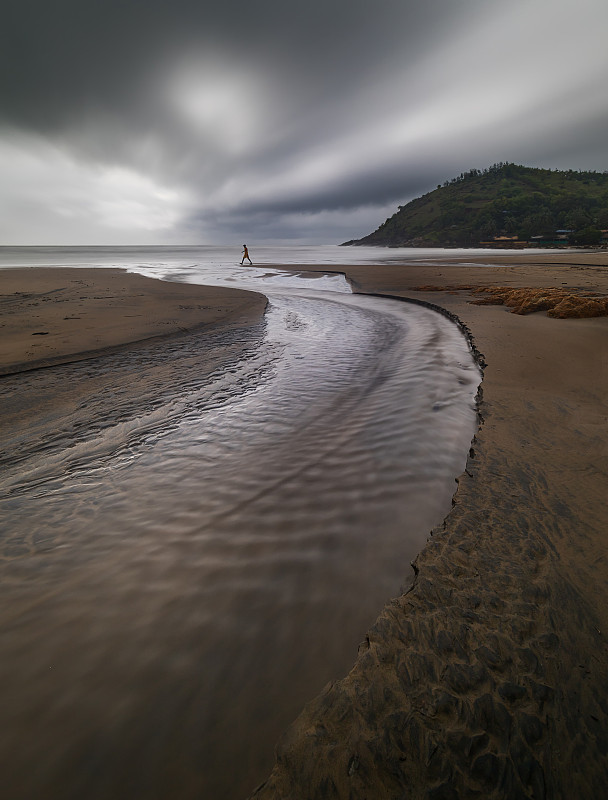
571 227 602 246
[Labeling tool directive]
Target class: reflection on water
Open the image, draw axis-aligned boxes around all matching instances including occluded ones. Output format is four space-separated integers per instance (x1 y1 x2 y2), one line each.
0 274 480 799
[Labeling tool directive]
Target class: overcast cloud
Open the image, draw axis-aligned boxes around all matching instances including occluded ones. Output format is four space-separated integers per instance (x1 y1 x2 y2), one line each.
2 0 607 244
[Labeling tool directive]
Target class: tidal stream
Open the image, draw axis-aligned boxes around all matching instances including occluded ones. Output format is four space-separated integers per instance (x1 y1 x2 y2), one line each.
0 270 480 799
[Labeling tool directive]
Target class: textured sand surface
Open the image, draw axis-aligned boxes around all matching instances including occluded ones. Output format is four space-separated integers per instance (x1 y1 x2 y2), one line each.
252 253 608 799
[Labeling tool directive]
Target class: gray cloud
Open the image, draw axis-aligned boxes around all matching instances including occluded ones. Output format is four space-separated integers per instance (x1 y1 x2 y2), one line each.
1 0 607 244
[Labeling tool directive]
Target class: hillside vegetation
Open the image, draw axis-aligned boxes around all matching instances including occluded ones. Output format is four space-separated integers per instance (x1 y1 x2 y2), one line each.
343 163 608 247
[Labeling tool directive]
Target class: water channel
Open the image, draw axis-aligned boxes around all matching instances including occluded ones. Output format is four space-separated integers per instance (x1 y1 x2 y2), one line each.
0 263 480 799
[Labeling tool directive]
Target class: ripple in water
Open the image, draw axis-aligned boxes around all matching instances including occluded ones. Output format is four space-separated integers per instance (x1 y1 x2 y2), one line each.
0 287 480 800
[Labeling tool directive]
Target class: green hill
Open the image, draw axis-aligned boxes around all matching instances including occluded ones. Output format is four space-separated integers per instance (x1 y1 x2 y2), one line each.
343 163 608 248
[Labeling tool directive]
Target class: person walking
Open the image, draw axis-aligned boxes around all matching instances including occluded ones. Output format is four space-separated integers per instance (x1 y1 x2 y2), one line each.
241 244 252 265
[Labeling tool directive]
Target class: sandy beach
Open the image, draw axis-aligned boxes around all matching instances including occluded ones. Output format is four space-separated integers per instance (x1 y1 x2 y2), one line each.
0 268 267 375
2 255 607 798
252 252 608 798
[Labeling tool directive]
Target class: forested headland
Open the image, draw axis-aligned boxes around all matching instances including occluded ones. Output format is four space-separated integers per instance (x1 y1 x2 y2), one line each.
343 164 608 248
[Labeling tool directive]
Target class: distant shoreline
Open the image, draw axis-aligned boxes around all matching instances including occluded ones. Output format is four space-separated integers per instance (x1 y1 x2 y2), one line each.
341 240 608 251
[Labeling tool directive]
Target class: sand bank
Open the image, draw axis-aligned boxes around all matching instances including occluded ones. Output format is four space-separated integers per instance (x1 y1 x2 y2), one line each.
0 268 267 375
252 253 608 798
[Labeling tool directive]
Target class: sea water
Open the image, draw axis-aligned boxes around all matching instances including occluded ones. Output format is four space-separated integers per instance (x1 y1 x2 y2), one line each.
0 242 541 271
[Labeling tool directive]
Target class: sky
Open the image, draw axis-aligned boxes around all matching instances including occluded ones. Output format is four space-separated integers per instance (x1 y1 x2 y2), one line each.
2 0 607 245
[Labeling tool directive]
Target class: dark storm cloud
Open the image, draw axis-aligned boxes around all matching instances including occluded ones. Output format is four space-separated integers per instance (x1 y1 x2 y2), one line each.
2 0 607 243
2 0 465 129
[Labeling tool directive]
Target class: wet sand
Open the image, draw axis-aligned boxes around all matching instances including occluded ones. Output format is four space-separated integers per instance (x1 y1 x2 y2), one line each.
253 252 608 798
0 267 267 374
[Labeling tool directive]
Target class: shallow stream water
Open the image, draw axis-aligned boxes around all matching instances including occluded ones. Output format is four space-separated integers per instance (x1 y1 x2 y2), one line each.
0 256 480 799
